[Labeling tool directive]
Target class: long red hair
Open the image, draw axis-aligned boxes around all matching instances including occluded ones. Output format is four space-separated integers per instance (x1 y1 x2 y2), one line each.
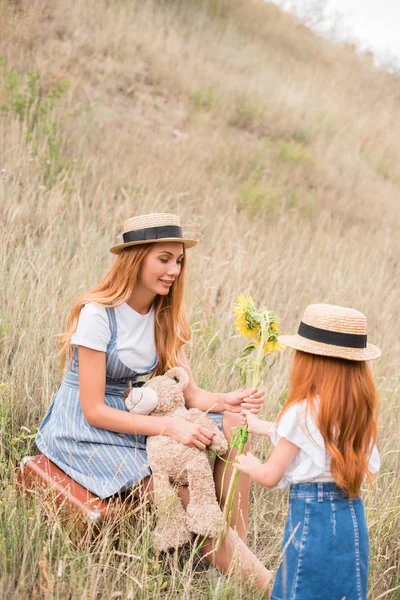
59 244 191 376
279 350 379 498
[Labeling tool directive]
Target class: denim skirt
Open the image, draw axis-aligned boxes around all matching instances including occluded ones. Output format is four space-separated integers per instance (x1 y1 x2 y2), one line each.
271 482 369 600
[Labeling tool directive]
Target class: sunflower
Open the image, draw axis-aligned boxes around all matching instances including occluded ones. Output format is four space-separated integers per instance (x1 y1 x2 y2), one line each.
254 331 283 353
217 292 285 549
264 339 285 353
233 293 260 337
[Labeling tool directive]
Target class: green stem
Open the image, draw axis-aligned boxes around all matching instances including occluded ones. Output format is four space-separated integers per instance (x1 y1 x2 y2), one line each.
215 426 248 550
215 311 276 550
216 315 272 549
252 313 270 389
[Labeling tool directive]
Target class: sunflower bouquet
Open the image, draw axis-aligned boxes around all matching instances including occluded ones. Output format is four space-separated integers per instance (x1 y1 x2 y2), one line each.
215 293 283 548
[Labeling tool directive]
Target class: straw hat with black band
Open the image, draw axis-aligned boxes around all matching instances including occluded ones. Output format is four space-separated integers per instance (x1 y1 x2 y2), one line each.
279 303 381 361
110 213 198 254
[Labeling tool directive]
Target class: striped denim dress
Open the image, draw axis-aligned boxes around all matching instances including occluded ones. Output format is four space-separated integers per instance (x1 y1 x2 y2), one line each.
36 307 223 499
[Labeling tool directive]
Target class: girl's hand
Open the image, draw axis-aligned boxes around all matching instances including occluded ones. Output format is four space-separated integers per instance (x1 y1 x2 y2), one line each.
235 451 263 477
241 409 276 437
167 418 215 450
241 409 262 434
223 387 264 414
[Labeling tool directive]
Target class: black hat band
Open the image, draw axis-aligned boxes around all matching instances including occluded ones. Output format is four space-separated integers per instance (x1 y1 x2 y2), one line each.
123 225 183 244
298 321 367 349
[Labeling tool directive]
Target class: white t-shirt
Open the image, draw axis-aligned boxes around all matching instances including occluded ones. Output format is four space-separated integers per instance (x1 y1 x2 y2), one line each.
71 302 158 374
269 398 381 488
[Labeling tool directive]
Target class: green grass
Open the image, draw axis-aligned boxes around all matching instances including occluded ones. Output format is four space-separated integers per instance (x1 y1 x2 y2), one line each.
279 140 312 163
0 0 399 597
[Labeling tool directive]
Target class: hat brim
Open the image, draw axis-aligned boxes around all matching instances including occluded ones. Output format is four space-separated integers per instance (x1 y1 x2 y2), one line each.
110 237 198 254
278 334 381 361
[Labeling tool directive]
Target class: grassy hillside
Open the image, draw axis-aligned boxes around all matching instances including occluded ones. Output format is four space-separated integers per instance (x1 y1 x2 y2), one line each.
0 0 399 597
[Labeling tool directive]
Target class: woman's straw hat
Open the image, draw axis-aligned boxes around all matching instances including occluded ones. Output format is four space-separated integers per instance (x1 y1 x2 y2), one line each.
110 213 198 254
279 303 381 361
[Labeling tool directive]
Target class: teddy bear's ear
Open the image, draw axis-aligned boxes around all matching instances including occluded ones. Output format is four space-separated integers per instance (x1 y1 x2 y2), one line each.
165 366 189 388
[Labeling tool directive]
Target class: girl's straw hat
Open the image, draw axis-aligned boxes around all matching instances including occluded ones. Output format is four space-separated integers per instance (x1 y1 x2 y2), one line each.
279 304 381 361
110 213 198 254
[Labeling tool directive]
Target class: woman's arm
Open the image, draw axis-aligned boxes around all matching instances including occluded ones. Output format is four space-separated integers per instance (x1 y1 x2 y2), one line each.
78 346 215 449
235 439 299 487
78 346 171 435
177 347 264 414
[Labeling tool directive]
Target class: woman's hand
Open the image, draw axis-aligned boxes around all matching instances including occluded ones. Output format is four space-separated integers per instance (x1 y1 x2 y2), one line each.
167 418 215 450
223 387 264 414
235 451 263 477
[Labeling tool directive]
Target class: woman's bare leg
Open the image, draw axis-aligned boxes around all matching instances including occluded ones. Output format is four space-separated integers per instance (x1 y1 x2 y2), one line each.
137 475 271 594
136 452 272 597
134 474 154 501
178 485 271 594
213 411 251 541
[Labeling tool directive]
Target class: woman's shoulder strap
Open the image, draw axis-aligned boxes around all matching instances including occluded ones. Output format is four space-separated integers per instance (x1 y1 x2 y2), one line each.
105 306 117 340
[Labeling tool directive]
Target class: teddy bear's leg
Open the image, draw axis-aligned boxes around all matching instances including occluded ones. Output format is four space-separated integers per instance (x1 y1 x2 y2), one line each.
152 470 191 553
185 456 223 540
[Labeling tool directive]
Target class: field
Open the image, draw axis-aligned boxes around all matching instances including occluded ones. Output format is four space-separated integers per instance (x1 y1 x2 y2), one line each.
0 0 399 598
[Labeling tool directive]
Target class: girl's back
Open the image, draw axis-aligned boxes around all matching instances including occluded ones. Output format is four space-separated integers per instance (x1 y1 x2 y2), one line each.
236 303 381 600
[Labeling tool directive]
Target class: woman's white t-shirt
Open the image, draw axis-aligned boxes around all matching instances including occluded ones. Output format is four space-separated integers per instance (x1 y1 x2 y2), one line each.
71 302 158 374
269 398 381 488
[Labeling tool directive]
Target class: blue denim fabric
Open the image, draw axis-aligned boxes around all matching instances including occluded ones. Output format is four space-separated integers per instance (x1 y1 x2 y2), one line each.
271 482 369 600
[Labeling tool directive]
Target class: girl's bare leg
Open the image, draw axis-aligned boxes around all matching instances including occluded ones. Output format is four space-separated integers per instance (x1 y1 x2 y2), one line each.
213 411 251 541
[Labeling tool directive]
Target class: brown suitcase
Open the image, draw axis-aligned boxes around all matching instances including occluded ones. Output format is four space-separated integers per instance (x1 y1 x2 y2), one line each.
17 455 133 538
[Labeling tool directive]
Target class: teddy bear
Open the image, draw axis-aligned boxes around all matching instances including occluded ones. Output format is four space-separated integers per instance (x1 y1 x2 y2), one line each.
124 366 229 553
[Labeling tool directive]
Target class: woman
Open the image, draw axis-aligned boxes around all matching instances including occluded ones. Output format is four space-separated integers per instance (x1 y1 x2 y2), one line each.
36 213 272 592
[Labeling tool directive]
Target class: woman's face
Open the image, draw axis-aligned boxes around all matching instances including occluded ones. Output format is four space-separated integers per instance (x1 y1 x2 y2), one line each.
139 242 184 296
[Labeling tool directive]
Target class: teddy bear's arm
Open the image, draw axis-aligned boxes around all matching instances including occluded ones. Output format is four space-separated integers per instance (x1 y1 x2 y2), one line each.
186 409 229 455
209 428 229 455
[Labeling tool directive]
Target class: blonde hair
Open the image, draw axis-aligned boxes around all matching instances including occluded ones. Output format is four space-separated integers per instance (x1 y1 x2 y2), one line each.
59 244 191 376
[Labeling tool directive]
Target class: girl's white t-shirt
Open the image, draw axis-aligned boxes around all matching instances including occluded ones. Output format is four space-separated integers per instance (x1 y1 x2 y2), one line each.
269 398 381 488
71 302 158 374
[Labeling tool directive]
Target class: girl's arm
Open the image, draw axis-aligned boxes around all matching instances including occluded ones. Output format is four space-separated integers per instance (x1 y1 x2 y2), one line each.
235 439 299 487
177 347 264 414
242 409 275 437
78 347 215 449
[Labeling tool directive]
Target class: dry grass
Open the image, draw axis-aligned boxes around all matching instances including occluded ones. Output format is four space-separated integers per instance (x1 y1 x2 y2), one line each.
0 0 399 597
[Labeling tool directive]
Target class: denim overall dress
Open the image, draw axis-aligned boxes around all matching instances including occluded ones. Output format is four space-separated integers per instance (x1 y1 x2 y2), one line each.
36 307 223 499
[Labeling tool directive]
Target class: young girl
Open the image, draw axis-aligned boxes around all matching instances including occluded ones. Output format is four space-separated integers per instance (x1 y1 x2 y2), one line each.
236 303 381 600
35 212 272 592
